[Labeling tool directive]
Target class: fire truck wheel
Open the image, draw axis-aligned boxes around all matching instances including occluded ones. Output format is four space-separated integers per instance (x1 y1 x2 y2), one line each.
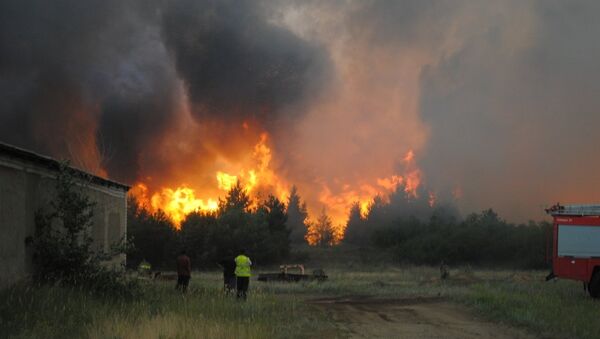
589 271 600 298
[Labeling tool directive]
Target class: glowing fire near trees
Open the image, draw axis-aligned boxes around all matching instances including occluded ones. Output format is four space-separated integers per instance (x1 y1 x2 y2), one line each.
130 133 426 241
130 133 289 229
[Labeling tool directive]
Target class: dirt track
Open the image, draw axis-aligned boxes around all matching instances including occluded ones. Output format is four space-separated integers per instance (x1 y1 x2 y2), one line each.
310 296 534 339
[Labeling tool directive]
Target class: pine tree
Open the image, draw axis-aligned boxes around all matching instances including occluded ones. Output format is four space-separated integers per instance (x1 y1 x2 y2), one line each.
258 195 290 258
344 201 367 245
218 181 251 214
307 208 335 247
286 185 309 244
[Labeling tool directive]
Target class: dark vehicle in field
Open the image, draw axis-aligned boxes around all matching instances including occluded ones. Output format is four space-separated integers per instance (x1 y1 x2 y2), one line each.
258 264 327 282
546 204 600 298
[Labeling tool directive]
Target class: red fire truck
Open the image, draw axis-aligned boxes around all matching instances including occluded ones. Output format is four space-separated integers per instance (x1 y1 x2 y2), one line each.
546 204 600 298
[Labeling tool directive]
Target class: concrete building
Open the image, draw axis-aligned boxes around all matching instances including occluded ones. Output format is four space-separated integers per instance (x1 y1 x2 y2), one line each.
0 142 129 287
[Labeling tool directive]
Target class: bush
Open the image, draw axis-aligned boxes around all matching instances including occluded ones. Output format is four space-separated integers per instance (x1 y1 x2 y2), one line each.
27 163 136 295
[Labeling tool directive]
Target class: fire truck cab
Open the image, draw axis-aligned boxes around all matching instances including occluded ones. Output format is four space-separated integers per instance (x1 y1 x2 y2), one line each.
546 204 600 298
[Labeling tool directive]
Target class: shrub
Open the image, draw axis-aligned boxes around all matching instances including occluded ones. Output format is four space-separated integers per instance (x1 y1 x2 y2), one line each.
27 162 136 296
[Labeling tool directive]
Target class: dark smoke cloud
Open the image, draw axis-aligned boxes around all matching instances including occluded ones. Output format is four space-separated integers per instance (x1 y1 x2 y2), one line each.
161 0 330 127
3 0 599 223
0 0 115 151
0 0 179 182
0 0 330 183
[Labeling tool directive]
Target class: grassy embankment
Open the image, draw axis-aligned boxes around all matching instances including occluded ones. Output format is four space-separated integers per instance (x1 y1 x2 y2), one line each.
2 245 600 338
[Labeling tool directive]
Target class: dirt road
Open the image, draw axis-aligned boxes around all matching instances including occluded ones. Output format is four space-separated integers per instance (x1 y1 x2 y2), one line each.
310 296 534 339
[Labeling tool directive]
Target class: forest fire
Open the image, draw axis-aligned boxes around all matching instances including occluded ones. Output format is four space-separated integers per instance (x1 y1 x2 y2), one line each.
130 132 424 237
130 183 220 228
130 133 291 229
311 149 423 244
4 0 598 255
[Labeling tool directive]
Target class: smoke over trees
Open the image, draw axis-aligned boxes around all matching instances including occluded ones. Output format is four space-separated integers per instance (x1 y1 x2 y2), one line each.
342 184 550 268
3 0 600 223
369 210 552 269
0 0 180 181
161 0 329 125
0 0 330 186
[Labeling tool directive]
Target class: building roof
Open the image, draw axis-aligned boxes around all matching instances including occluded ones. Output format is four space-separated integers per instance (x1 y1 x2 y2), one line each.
546 204 600 217
0 141 130 191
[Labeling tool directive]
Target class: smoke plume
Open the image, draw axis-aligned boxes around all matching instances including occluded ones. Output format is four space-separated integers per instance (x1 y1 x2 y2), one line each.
2 0 600 223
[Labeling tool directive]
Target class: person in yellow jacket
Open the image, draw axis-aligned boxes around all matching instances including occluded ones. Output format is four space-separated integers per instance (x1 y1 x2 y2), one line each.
235 249 252 300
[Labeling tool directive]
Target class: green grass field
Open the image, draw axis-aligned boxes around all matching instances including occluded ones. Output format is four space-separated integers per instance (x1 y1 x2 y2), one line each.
2 247 600 338
0 273 333 339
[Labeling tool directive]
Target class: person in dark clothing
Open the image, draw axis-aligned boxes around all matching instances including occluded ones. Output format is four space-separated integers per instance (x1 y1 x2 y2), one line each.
218 254 236 294
176 250 191 292
440 260 449 280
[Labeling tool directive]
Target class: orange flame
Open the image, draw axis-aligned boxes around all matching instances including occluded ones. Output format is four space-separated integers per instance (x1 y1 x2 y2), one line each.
130 133 290 229
131 135 424 243
216 172 239 191
152 187 218 227
429 191 436 207
306 149 423 245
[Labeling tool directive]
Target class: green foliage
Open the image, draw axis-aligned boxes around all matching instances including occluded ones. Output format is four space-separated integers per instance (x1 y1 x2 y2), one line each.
126 197 177 269
218 181 252 213
177 211 219 266
343 202 368 246
0 275 330 339
463 278 600 339
256 195 291 258
3 267 598 339
342 182 550 268
30 167 96 283
345 184 452 246
370 209 552 268
27 163 135 295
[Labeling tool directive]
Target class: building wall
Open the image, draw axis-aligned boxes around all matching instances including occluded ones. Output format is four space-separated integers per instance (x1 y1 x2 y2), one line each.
0 156 127 288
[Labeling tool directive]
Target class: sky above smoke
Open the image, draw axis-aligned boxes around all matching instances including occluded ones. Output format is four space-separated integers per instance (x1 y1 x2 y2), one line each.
1 0 599 222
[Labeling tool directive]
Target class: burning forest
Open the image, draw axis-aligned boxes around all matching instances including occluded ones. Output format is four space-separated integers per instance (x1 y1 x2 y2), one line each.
4 2 600 338
3 0 600 242
128 126 426 244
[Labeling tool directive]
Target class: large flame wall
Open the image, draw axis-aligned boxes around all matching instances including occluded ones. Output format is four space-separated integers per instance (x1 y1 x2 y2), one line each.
3 0 600 230
130 127 425 241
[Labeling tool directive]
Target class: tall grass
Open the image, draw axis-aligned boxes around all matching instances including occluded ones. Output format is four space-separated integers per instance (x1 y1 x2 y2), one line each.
462 278 600 339
0 272 331 339
2 266 599 339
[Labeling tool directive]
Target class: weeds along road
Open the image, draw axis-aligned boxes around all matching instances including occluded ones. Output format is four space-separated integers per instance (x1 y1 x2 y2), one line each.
310 296 534 339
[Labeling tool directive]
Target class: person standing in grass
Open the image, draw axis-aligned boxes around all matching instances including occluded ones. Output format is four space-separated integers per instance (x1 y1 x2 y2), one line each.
235 249 252 300
176 250 192 293
218 252 236 294
138 259 152 277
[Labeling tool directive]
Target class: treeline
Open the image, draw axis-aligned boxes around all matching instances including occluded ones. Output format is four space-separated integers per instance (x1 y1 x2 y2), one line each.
127 183 292 269
344 187 552 269
128 180 552 270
